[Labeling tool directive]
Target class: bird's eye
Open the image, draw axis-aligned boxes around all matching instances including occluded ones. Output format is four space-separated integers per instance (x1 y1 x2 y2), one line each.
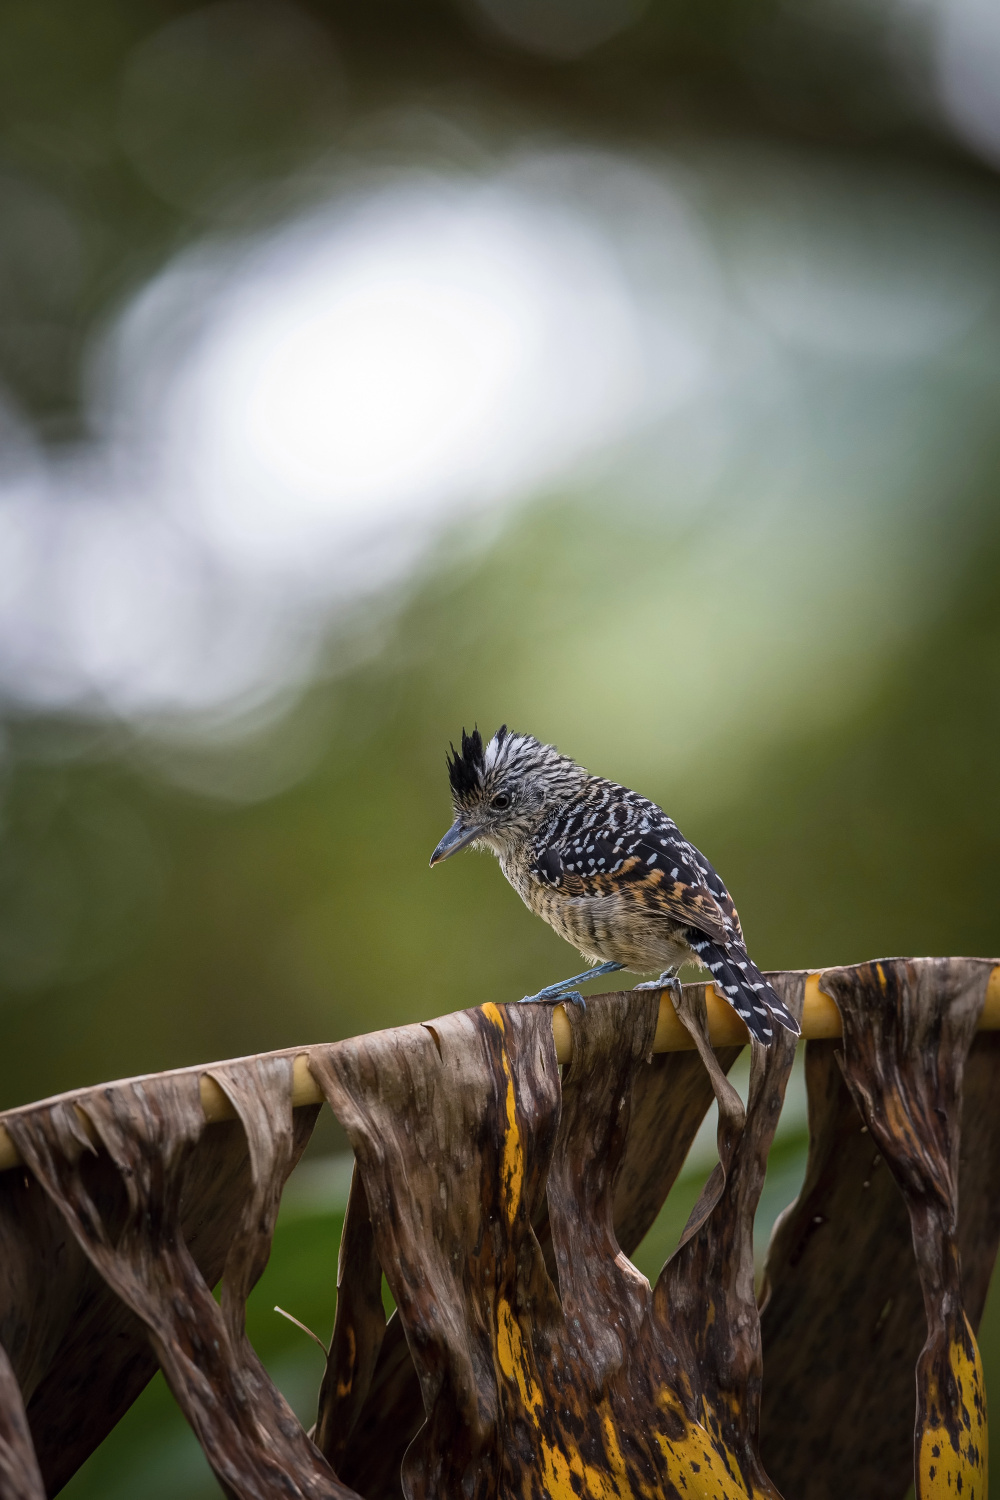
492 791 512 810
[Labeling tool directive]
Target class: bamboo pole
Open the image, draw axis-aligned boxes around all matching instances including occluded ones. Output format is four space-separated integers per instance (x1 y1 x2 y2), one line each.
2 966 998 1176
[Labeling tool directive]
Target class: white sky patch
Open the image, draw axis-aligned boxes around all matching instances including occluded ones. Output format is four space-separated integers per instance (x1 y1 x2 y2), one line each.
150 183 654 574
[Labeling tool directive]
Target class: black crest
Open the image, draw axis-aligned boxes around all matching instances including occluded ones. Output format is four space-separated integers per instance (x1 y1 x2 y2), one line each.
447 727 485 797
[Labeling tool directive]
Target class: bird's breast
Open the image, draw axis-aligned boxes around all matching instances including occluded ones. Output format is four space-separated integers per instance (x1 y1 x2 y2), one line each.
509 868 692 974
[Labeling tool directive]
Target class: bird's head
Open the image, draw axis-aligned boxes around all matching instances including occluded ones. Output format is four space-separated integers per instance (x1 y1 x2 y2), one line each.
429 725 584 866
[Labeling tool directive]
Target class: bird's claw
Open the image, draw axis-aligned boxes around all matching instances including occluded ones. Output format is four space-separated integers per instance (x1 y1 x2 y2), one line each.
635 974 683 1004
519 988 586 1010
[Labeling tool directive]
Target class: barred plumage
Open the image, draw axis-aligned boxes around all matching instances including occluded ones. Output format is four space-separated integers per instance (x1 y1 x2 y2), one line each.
431 726 798 1045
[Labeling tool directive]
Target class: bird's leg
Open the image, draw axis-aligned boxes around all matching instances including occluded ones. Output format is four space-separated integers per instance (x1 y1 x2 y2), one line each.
634 968 683 1005
519 961 625 1011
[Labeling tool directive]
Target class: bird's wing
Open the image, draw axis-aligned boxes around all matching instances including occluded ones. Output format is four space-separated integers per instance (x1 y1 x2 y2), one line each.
532 807 736 947
679 839 745 943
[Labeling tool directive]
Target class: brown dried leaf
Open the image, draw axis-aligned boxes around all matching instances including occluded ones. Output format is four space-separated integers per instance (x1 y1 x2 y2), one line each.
311 990 798 1498
6 1060 351 1499
0 1339 44 1500
760 957 997 1500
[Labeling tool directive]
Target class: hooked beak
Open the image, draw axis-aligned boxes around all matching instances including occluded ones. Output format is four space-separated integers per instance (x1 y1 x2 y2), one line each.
429 818 483 867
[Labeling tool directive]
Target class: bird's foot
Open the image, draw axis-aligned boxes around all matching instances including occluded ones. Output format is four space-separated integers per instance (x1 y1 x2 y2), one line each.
519 961 624 1010
634 972 683 1005
519 987 587 1011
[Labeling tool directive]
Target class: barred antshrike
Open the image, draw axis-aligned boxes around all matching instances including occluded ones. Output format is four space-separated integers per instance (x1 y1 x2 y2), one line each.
430 726 797 1045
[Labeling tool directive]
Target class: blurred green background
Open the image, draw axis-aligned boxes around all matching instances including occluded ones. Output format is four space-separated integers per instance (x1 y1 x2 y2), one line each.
0 0 998 1493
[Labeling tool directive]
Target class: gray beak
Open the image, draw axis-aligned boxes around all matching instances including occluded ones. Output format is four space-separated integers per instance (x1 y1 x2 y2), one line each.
429 818 483 866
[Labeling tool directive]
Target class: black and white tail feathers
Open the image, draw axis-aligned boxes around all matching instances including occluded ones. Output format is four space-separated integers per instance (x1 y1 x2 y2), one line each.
686 933 799 1045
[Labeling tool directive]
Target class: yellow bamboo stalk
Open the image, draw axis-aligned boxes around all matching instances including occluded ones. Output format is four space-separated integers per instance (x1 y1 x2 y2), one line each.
2 967 998 1176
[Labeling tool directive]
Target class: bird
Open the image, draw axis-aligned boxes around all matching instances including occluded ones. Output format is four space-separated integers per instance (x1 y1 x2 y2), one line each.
429 725 798 1045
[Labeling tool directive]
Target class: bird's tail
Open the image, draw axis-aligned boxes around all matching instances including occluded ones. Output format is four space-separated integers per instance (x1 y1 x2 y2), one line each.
686 934 799 1045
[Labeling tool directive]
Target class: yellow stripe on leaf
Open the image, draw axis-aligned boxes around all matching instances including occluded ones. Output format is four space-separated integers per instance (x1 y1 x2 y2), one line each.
917 1315 987 1500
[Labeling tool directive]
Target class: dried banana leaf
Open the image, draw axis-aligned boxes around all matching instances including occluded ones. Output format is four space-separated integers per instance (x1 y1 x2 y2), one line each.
0 958 996 1499
309 985 800 1498
760 957 998 1500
